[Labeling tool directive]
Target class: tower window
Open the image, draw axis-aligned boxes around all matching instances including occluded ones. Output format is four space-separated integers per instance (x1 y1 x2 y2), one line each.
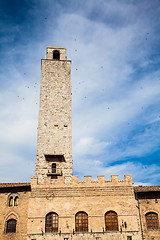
127 237 132 240
9 197 13 207
52 163 56 173
9 195 19 207
45 212 58 232
14 196 19 206
45 155 65 162
105 211 118 231
146 212 159 230
6 219 17 233
75 211 88 232
53 50 60 60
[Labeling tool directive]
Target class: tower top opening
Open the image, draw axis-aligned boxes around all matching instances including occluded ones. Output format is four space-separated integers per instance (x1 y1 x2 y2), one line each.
46 47 66 60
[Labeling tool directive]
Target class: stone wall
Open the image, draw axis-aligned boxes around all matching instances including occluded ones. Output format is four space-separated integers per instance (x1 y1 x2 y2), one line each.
27 175 141 240
27 232 140 240
135 188 160 240
0 185 30 240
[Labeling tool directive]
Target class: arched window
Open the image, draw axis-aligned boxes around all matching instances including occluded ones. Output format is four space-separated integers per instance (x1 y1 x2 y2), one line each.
6 219 17 233
75 211 88 232
14 196 19 206
146 212 159 230
52 163 56 173
9 197 13 207
45 212 58 232
105 211 118 231
53 50 60 60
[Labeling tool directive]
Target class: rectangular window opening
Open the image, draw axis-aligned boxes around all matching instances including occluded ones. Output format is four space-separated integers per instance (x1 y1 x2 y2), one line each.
45 155 65 162
127 237 132 240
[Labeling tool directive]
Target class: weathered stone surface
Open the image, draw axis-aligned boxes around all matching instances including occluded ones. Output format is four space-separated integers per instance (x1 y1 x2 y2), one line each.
35 47 72 183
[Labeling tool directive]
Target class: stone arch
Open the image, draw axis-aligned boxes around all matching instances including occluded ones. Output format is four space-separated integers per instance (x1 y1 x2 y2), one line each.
8 193 20 207
4 211 19 234
5 211 19 221
144 209 159 215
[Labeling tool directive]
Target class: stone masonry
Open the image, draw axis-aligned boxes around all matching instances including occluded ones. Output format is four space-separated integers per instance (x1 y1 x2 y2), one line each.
26 175 141 240
35 47 72 184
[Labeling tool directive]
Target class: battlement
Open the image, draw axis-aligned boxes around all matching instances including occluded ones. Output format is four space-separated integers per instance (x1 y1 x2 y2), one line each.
31 175 133 188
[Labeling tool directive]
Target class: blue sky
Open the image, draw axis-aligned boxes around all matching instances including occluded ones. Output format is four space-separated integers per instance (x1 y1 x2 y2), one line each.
0 0 160 185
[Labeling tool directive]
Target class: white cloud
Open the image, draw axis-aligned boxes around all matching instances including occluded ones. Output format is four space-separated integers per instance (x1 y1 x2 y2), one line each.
74 137 112 156
74 159 160 185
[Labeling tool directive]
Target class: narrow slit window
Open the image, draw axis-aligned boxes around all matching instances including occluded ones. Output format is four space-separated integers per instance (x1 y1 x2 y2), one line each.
52 163 56 173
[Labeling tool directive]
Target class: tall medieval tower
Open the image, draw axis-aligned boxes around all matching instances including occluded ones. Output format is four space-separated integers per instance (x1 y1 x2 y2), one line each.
35 47 72 183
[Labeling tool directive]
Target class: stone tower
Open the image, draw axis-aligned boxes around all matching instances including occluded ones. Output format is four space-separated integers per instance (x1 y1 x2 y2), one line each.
35 47 72 183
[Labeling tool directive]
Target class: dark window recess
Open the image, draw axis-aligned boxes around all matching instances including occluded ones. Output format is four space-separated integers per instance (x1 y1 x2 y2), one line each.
127 237 132 240
105 211 118 231
52 163 56 173
53 50 60 60
146 212 159 230
47 162 62 177
75 212 88 232
45 155 65 162
6 219 17 233
45 212 58 233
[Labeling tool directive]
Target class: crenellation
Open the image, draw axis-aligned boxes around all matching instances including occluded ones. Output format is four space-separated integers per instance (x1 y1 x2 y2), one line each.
98 175 105 183
84 176 92 183
124 174 132 184
30 175 134 189
111 175 119 183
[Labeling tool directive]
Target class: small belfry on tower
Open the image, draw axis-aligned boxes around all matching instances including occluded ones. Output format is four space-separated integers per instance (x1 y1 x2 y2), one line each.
35 47 72 183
